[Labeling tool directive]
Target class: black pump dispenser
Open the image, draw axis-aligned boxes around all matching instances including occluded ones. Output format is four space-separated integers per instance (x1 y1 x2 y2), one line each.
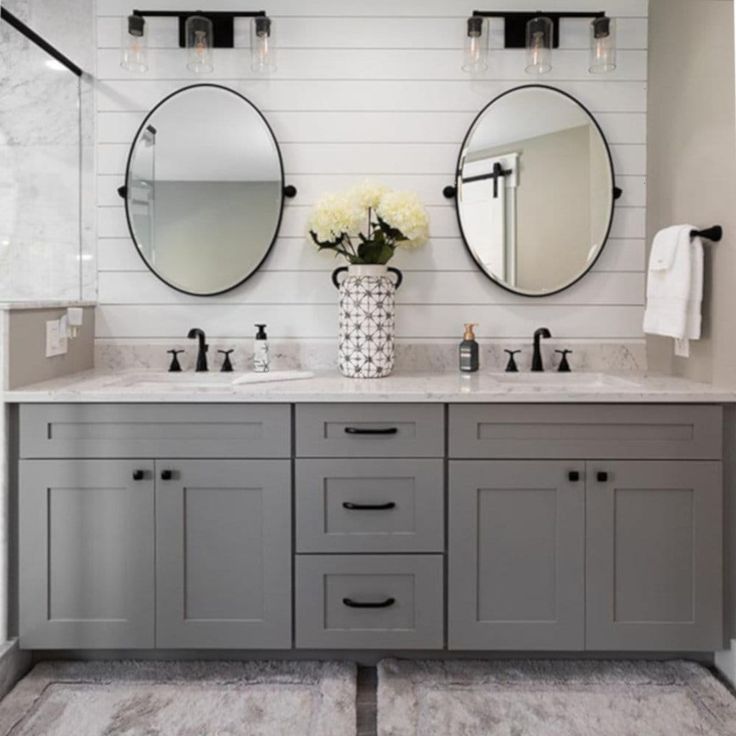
255 324 268 340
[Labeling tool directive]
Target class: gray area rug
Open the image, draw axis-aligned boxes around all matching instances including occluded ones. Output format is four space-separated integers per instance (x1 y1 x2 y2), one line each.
377 659 736 736
0 660 356 736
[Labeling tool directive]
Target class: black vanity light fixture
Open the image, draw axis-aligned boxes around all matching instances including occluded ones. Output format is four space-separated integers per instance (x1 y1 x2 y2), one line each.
463 10 616 75
121 9 275 75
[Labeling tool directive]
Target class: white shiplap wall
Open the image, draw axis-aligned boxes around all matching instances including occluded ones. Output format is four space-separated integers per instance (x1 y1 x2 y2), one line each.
94 0 647 342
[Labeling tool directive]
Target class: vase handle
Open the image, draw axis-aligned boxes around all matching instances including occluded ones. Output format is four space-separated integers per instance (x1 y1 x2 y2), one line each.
331 266 349 290
387 267 403 290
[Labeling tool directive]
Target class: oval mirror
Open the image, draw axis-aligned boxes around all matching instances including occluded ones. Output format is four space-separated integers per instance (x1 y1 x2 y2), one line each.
124 84 285 296
455 85 615 296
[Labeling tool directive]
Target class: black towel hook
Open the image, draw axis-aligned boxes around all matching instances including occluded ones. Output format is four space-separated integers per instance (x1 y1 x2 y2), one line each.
690 225 723 242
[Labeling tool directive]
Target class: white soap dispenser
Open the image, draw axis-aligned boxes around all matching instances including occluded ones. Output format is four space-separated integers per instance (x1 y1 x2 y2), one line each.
253 323 270 373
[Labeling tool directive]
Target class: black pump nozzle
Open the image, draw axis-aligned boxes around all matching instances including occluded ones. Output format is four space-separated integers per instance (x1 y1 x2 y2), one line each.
255 324 268 340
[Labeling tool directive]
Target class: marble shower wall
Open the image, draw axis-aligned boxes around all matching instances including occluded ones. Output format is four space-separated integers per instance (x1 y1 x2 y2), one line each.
0 0 95 302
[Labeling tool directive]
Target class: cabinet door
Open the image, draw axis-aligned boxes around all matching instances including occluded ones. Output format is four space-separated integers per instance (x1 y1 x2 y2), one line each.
586 461 722 651
19 460 155 649
449 461 585 650
156 460 291 648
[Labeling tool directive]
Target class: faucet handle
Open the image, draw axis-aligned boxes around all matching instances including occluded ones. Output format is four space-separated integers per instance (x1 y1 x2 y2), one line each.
167 349 184 373
218 349 234 373
504 349 521 373
555 349 573 373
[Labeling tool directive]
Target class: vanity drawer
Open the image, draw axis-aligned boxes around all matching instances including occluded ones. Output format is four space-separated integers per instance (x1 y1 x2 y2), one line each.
295 555 443 649
19 404 291 458
295 404 444 457
296 459 444 553
449 405 723 460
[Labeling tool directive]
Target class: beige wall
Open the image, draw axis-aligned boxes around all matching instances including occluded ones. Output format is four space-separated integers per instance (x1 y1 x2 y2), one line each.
647 0 736 386
6 307 94 390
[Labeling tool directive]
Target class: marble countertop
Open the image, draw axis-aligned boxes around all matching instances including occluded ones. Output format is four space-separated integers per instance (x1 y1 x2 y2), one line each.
4 369 735 403
0 300 96 311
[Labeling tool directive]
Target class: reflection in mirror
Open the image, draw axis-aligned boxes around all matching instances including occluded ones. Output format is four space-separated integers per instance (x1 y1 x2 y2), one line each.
457 85 614 296
126 84 283 296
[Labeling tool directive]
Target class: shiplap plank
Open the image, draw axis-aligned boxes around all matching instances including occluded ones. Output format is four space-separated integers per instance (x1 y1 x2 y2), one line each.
97 0 648 19
97 17 648 51
96 173 647 208
97 203 645 240
96 304 645 340
97 269 644 307
97 110 647 145
97 48 647 82
96 142 646 177
97 236 645 274
95 79 647 113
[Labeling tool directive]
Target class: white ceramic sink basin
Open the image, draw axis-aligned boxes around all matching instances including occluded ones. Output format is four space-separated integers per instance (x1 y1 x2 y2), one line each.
488 372 640 389
103 372 239 390
100 371 314 390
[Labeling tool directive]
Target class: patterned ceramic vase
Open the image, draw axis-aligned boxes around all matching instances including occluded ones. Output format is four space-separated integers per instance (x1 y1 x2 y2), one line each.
332 264 403 378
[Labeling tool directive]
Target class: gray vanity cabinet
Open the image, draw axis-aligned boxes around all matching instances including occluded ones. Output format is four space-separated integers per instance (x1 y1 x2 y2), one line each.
449 459 723 652
19 459 155 649
448 461 586 650
156 460 292 649
586 461 722 651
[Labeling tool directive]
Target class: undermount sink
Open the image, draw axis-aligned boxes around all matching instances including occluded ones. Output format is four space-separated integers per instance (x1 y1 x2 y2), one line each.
97 371 315 391
104 372 240 390
488 372 640 389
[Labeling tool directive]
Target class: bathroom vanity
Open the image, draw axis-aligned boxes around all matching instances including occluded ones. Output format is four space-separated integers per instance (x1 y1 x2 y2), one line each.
6 371 730 655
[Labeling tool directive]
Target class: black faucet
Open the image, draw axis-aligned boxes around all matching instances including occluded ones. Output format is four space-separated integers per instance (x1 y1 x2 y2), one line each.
187 328 208 372
531 327 552 372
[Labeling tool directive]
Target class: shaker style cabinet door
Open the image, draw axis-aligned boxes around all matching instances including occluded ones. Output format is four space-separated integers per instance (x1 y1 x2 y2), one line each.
449 461 585 650
19 460 155 649
156 460 292 648
586 461 723 651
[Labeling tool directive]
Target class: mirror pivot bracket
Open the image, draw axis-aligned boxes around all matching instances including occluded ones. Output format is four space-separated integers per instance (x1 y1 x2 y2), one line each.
284 184 297 198
443 185 457 199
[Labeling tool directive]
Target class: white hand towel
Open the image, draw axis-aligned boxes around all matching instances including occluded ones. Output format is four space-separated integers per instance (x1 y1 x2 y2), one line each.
643 225 703 340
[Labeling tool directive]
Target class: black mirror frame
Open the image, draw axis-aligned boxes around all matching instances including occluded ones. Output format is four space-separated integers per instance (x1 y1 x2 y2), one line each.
121 83 290 297
452 84 618 298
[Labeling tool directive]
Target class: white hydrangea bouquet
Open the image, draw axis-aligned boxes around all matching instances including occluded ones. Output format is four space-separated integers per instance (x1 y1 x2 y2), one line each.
308 182 430 379
308 181 429 264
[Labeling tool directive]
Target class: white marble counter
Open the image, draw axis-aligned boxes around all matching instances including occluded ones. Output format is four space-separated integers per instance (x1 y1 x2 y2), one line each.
3 369 735 404
0 300 96 311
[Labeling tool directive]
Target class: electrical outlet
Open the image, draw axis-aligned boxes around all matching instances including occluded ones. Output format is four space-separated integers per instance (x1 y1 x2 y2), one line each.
46 320 68 358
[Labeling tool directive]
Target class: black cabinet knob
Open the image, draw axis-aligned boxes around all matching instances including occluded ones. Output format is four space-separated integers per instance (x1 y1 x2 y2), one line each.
160 470 173 481
597 471 609 482
132 470 145 481
568 471 580 482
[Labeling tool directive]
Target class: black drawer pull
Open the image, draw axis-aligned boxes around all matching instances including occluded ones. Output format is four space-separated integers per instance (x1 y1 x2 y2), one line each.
342 597 396 609
132 470 145 481
597 471 609 482
161 470 173 481
568 471 580 482
344 427 398 436
343 501 396 511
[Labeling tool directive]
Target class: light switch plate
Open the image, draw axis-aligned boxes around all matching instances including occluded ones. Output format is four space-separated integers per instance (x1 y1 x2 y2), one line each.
45 320 68 358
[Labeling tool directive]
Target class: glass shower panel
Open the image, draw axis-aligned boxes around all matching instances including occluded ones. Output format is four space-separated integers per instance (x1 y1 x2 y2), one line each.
0 14 82 301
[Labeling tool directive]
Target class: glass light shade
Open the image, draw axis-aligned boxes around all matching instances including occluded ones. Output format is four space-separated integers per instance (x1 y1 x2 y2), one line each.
121 15 148 73
525 16 552 75
590 17 617 73
251 16 277 73
186 15 214 74
462 16 488 73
